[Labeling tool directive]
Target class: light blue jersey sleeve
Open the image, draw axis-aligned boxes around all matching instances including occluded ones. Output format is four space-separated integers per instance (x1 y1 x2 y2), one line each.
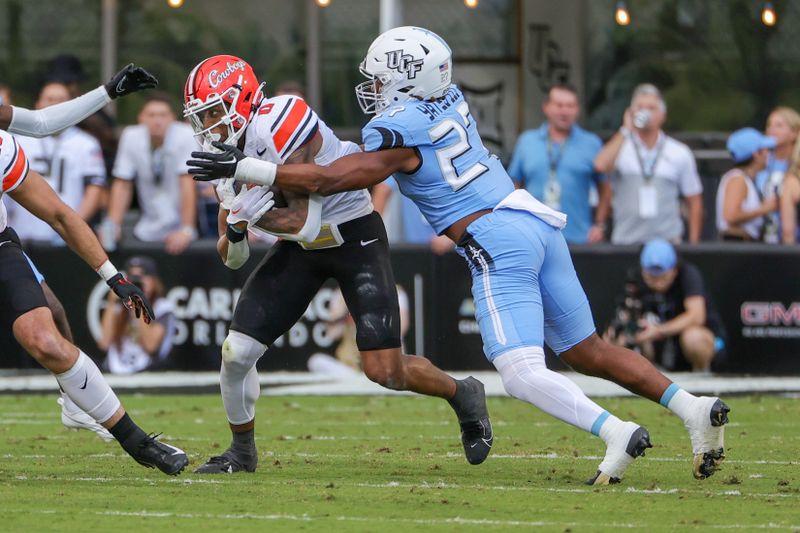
363 112 420 153
361 87 514 235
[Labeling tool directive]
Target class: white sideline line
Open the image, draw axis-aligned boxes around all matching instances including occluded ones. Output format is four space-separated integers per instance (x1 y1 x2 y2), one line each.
10 475 223 484
8 508 799 530
2 450 796 466
355 481 798 500
6 475 797 501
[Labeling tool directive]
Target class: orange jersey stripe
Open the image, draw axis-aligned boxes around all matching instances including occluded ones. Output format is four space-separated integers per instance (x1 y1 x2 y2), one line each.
2 142 28 192
273 99 309 154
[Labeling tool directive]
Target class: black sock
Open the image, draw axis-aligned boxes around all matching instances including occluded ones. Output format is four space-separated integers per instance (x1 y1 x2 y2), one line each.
230 429 256 456
108 413 148 456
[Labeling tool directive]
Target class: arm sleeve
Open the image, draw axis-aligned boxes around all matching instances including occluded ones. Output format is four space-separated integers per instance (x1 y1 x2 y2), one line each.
8 86 111 138
0 132 30 193
677 145 703 196
111 128 137 181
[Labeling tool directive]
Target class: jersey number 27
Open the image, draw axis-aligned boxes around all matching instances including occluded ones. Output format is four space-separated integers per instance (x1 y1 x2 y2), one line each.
428 101 488 192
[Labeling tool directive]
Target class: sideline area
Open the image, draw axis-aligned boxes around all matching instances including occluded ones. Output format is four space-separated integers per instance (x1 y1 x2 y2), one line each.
1 370 798 397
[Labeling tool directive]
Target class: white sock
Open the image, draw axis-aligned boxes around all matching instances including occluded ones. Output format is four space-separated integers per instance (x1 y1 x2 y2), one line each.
598 414 625 445
660 383 698 424
220 331 267 425
493 346 607 434
54 351 120 424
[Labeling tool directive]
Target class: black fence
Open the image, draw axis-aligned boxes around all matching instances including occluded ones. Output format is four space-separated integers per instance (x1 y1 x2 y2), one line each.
2 242 799 374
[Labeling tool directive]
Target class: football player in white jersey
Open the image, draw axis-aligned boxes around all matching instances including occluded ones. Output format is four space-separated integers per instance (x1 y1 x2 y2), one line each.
183 55 492 474
7 81 106 243
0 64 189 475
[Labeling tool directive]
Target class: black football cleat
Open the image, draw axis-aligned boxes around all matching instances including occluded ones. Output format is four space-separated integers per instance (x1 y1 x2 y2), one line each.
448 376 493 465
131 434 189 476
194 448 258 474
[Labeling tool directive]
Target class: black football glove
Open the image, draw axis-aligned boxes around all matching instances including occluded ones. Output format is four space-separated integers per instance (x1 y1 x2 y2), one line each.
107 273 155 324
188 141 246 182
104 63 158 99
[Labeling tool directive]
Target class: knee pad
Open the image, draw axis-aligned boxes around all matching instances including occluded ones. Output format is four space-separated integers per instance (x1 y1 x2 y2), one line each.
354 309 401 351
221 330 266 372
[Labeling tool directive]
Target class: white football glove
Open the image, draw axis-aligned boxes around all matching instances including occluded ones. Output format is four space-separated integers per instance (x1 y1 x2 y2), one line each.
215 178 237 210
226 185 275 228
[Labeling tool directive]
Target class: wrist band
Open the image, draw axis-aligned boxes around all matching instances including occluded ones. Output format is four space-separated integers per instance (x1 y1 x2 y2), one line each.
234 157 277 187
226 224 247 243
96 259 119 281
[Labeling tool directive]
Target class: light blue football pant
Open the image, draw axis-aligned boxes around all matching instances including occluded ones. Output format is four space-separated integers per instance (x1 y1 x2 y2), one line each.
456 208 613 436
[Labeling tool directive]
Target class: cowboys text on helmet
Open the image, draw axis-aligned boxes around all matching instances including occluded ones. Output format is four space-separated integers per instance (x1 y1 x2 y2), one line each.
208 60 247 90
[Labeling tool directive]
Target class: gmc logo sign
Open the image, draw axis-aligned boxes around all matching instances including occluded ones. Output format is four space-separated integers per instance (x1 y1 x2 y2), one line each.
741 302 800 326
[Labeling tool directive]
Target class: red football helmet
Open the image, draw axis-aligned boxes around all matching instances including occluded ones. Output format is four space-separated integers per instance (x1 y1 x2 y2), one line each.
183 55 265 150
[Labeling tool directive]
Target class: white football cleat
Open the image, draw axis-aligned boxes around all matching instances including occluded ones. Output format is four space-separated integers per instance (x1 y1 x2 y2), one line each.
587 422 652 485
684 396 729 479
58 397 115 442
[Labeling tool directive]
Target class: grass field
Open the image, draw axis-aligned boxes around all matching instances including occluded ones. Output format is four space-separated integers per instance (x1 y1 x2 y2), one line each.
1 393 798 532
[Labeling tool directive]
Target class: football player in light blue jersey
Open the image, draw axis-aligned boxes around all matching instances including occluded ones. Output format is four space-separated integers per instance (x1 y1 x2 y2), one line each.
190 26 730 484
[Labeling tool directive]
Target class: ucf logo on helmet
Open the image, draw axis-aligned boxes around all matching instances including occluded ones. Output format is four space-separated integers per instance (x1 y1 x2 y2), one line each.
208 60 246 89
385 50 424 79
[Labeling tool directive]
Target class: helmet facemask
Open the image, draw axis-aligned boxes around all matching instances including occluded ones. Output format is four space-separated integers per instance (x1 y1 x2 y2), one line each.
184 77 257 151
355 62 402 115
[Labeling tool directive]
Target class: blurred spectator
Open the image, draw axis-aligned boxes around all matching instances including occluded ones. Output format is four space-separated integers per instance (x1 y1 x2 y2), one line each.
716 128 777 241
274 80 306 98
595 83 703 244
372 178 454 254
604 239 726 373
98 256 175 374
45 54 118 176
507 84 610 244
104 92 198 254
780 139 800 244
5 82 106 244
759 107 800 242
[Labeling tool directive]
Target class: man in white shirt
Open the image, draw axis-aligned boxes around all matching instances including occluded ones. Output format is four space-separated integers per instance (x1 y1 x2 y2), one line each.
6 82 106 244
594 84 704 244
105 93 198 254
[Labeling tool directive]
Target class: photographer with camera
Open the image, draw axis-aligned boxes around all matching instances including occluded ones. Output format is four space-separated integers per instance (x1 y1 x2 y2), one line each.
604 239 726 373
595 84 704 244
98 255 175 374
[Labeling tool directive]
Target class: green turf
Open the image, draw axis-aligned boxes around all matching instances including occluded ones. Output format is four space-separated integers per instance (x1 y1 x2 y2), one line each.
0 393 798 532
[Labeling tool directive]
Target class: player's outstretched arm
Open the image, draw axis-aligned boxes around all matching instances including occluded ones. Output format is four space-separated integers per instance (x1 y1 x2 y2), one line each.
8 170 155 322
188 141 418 195
0 64 157 136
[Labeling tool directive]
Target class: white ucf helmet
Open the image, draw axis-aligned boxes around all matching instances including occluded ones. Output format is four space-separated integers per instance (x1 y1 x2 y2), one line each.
355 26 453 114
